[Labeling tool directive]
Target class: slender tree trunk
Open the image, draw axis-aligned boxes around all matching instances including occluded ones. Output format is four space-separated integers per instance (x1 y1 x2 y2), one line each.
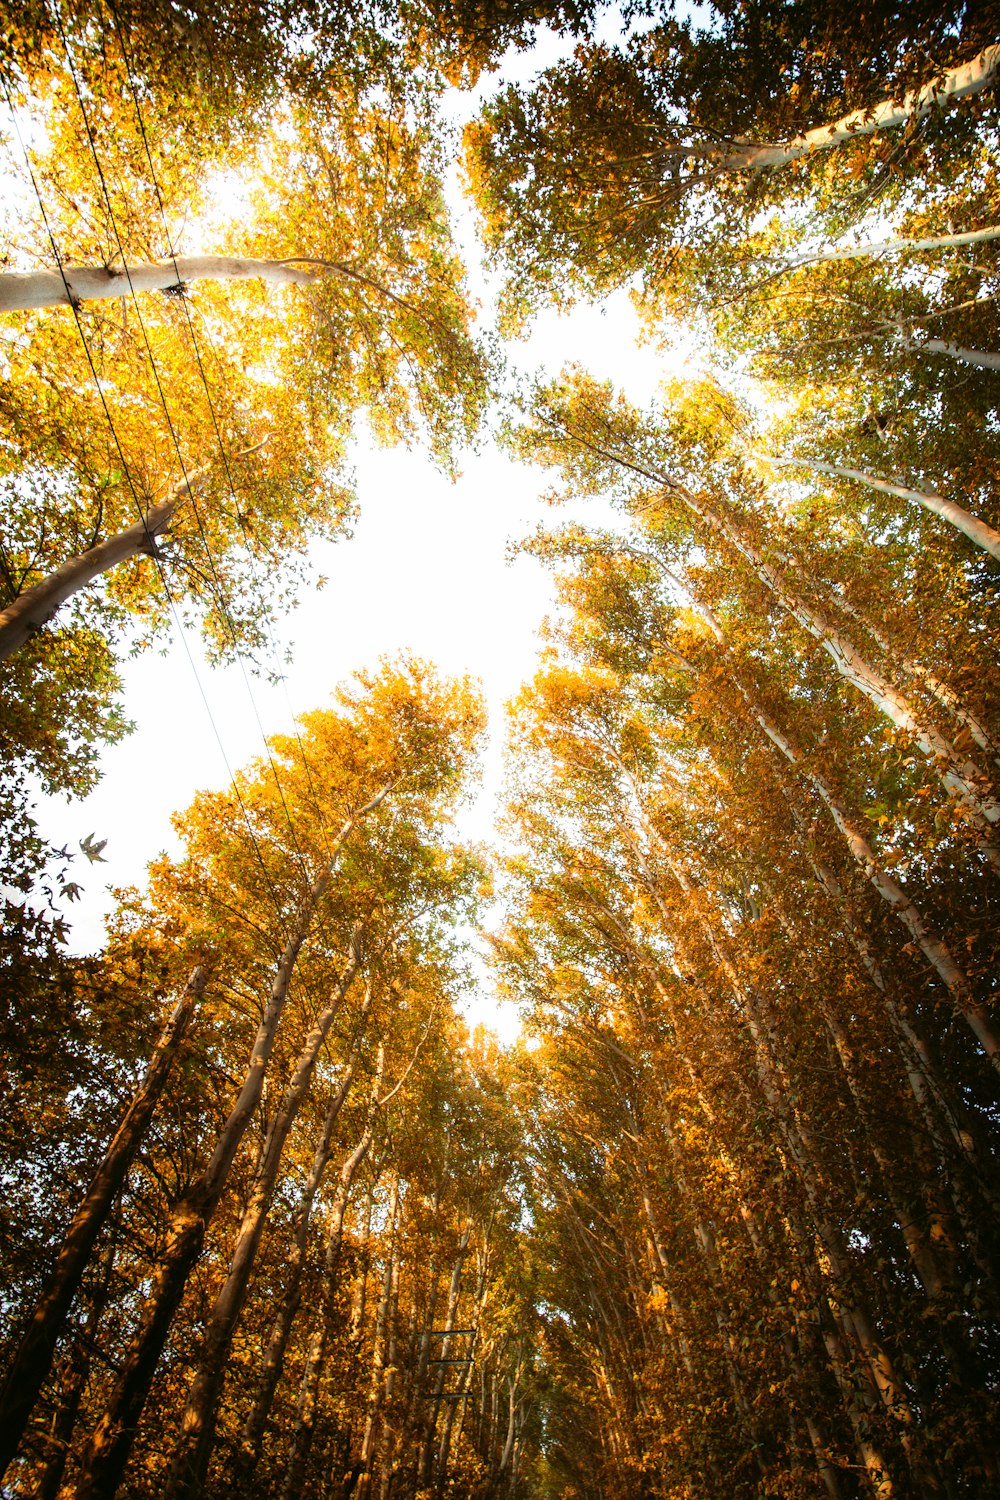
0 255 319 312
780 223 1000 271
707 509 1000 838
282 1052 385 1499
763 453 1000 564
236 996 374 1484
738 683 1000 1069
829 590 1000 766
449 1238 493 1471
374 1239 402 1500
431 1227 474 1486
620 590 996 1062
0 468 211 661
682 46 1000 170
754 873 959 1305
0 441 265 660
817 1298 896 1498
800 832 1000 1301
416 1224 471 1488
580 430 1000 831
920 337 1000 370
0 966 207 1484
71 799 386 1500
355 1178 402 1499
36 1247 117 1500
163 944 366 1500
654 869 930 1485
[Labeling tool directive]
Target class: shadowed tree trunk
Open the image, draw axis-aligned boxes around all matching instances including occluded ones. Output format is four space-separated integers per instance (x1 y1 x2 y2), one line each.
235 994 374 1487
0 444 265 661
0 966 207 1485
677 47 1000 170
71 793 390 1500
162 941 366 1500
282 1050 385 1500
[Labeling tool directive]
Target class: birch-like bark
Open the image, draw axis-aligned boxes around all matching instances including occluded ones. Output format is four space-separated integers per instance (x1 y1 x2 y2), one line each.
0 255 319 312
829 590 1000 766
574 428 1000 830
763 453 1000 564
920 338 1000 372
0 440 267 660
163 944 366 1500
678 46 1000 170
0 467 213 662
72 795 387 1500
780 223 1000 271
699 506 1000 839
602 572 999 1069
816 1292 896 1498
740 687 1000 1070
236 992 374 1483
0 966 206 1485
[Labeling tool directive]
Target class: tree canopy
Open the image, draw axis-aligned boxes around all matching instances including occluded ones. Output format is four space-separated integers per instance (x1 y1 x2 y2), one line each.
2 2 999 1496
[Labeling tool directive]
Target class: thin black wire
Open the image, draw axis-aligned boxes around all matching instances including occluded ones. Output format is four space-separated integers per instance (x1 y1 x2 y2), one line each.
50 10 321 918
2 80 290 943
102 0 344 879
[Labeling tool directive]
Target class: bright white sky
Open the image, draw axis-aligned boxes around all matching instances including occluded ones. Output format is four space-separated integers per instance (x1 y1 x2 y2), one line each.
29 28 702 1041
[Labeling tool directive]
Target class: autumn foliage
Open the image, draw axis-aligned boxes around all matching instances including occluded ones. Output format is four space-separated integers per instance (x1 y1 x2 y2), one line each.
2 2 999 1497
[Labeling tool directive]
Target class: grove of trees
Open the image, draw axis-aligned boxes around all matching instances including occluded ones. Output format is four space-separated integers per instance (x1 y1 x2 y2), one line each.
1 2 998 1497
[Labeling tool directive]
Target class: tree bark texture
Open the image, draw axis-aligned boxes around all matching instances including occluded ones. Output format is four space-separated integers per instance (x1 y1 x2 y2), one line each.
281 1051 385 1500
780 222 1000 271
568 423 1000 833
0 256 318 313
0 467 213 661
236 994 374 1485
739 684 1000 1070
688 46 1000 170
920 338 1000 372
764 453 1000 564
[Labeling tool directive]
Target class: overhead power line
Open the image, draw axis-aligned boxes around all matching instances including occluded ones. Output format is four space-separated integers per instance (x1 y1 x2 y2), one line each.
2 75 290 941
102 0 346 880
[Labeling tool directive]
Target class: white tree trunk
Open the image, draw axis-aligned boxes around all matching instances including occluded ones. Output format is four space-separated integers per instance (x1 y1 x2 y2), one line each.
830 590 1000 765
565 422 1000 831
0 256 318 313
743 688 1000 1071
920 339 1000 372
782 223 1000 270
762 453 1000 564
680 485 1000 839
688 46 1000 169
0 464 212 661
